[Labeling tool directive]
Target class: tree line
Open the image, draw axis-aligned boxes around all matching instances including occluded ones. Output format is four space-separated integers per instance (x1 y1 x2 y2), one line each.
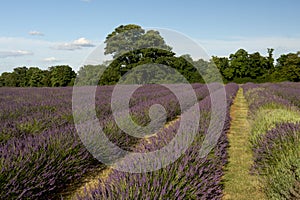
0 24 299 87
212 49 300 83
0 65 76 87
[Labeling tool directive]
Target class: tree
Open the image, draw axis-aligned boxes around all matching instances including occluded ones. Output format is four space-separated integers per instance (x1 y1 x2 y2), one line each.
275 52 300 81
119 63 187 84
101 24 206 85
282 65 300 82
138 30 171 51
40 70 51 87
229 49 250 78
76 64 106 85
104 24 171 58
49 65 76 87
0 72 16 86
211 56 231 81
13 66 29 87
28 68 45 87
248 52 268 78
100 48 174 85
267 48 275 73
211 49 275 82
99 47 205 85
0 74 4 86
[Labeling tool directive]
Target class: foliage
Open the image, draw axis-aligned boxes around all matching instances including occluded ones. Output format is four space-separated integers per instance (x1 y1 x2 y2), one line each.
275 52 300 82
76 64 106 85
0 65 75 87
104 24 172 59
99 48 204 85
212 48 275 82
49 65 76 87
28 67 48 87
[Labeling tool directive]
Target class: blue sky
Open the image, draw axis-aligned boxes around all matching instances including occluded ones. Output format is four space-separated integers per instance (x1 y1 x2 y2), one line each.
1 0 300 73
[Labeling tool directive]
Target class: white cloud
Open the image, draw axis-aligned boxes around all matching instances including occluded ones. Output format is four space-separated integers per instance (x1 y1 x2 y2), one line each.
0 37 98 73
81 0 92 2
43 57 60 62
53 43 81 51
53 37 95 51
0 50 33 58
73 38 95 47
29 31 44 36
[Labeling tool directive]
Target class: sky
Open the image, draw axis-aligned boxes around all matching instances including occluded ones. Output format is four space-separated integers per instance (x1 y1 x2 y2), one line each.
1 0 300 73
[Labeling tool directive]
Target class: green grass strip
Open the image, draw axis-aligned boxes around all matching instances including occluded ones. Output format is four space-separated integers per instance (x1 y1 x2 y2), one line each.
223 88 265 200
250 108 300 145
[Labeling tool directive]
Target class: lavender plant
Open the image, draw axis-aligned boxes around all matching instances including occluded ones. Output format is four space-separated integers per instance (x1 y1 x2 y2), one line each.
252 123 300 199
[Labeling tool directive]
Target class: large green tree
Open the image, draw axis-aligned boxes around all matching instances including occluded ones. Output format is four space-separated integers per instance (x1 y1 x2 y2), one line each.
101 24 204 85
229 49 250 78
104 24 172 58
248 52 269 78
99 48 203 85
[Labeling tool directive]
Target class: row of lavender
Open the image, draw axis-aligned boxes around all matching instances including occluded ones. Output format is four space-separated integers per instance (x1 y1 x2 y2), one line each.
0 84 209 199
242 82 300 199
0 85 193 143
76 83 239 200
0 84 205 145
262 82 300 108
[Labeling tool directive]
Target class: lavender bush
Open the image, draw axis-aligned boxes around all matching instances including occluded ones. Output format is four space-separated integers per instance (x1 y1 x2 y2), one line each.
252 123 300 199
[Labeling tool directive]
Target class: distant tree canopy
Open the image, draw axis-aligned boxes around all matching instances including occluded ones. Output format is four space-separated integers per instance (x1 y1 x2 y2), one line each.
75 64 106 86
0 65 75 87
0 24 299 87
274 52 300 82
49 65 76 87
212 48 300 83
212 48 275 83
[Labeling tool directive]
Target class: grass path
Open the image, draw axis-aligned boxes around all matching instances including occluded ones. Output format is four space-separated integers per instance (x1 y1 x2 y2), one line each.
223 88 265 200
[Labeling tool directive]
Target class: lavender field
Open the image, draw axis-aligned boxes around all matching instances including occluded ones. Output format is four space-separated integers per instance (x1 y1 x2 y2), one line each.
1 82 300 199
1 0 300 199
